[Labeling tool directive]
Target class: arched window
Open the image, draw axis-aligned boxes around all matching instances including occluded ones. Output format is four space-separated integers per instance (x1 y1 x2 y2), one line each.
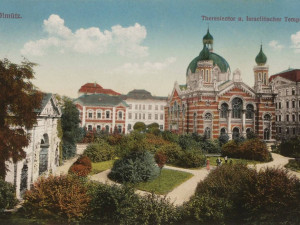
87 125 93 131
232 127 240 139
205 69 209 82
177 105 180 118
264 114 271 121
106 110 111 119
193 113 197 133
246 104 254 119
182 104 185 116
263 73 267 84
264 128 270 140
117 125 122 133
96 125 101 131
220 103 228 118
88 110 93 119
128 124 132 130
97 110 102 119
258 72 262 81
105 125 110 133
118 111 123 120
232 98 243 118
220 128 226 135
204 112 212 120
204 127 211 139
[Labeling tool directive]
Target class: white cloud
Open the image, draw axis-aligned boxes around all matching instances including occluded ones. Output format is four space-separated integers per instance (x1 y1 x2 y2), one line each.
114 57 177 74
268 40 283 50
291 31 300 53
21 14 148 57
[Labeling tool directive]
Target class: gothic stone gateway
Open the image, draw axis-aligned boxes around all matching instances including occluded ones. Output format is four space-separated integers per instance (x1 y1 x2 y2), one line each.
165 29 276 140
5 94 61 198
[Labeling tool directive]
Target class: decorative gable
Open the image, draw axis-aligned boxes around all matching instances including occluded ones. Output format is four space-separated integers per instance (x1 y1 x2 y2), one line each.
40 96 61 117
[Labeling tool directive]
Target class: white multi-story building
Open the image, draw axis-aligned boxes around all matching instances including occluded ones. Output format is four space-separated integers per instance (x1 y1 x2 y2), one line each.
121 89 167 132
269 68 300 139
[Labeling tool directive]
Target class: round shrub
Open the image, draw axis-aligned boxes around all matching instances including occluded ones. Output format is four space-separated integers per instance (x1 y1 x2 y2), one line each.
133 122 146 131
177 149 206 168
84 140 115 162
278 137 300 158
157 143 183 164
0 178 17 211
183 164 300 225
109 151 159 183
222 139 271 162
89 183 181 225
23 175 91 221
69 156 92 177
238 138 272 162
89 183 140 223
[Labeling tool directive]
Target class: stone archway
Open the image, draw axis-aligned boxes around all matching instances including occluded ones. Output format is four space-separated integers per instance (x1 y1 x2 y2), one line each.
264 128 270 140
232 127 240 139
20 163 28 196
39 133 49 175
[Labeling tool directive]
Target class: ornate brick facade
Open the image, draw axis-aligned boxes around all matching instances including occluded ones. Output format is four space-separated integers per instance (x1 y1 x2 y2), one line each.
165 30 276 141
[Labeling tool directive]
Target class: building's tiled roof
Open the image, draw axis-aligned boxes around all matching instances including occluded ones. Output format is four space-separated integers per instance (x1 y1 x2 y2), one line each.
75 93 129 107
34 93 52 113
121 89 167 101
79 83 121 96
269 68 300 82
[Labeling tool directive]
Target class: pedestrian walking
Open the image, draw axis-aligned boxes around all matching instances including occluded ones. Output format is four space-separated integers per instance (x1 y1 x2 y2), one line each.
224 156 228 163
206 158 210 171
216 157 222 166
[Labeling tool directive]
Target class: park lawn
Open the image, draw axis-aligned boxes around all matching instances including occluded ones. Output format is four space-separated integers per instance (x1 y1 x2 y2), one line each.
208 156 261 166
90 160 115 175
135 168 193 195
285 159 300 172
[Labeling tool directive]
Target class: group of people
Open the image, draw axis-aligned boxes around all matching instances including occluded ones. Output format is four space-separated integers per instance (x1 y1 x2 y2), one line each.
206 156 232 170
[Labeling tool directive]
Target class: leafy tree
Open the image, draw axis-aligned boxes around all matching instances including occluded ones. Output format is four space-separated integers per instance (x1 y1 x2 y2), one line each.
133 122 146 132
61 97 82 159
0 58 43 178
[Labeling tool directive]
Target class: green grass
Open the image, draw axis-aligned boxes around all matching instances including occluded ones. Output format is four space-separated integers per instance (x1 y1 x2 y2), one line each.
208 156 262 166
285 159 300 172
90 160 115 175
135 168 193 195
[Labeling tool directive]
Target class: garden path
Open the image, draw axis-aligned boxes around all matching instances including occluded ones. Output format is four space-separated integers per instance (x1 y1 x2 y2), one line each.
88 153 300 206
54 155 79 176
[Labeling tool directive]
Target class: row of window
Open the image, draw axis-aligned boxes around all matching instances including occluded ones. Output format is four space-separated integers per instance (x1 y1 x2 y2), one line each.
170 98 256 120
128 113 164 120
86 110 124 120
87 124 123 133
278 88 297 96
129 104 164 111
276 127 298 135
276 114 300 122
276 100 300 109
127 124 164 130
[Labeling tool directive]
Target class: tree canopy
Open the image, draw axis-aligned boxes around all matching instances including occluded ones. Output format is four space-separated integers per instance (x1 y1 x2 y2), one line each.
60 97 83 159
0 58 43 178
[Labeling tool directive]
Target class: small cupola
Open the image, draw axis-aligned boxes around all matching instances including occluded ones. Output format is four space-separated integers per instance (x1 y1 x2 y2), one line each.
255 45 267 66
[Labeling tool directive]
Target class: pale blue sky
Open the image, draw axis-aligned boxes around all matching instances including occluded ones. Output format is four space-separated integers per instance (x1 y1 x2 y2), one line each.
0 0 300 97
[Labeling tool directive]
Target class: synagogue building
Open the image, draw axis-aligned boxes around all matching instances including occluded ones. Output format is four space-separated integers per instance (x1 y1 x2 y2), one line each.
165 29 277 141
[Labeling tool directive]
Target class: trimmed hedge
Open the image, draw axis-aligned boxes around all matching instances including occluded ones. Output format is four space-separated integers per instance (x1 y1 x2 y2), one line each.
222 138 272 162
83 140 115 162
183 164 300 225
